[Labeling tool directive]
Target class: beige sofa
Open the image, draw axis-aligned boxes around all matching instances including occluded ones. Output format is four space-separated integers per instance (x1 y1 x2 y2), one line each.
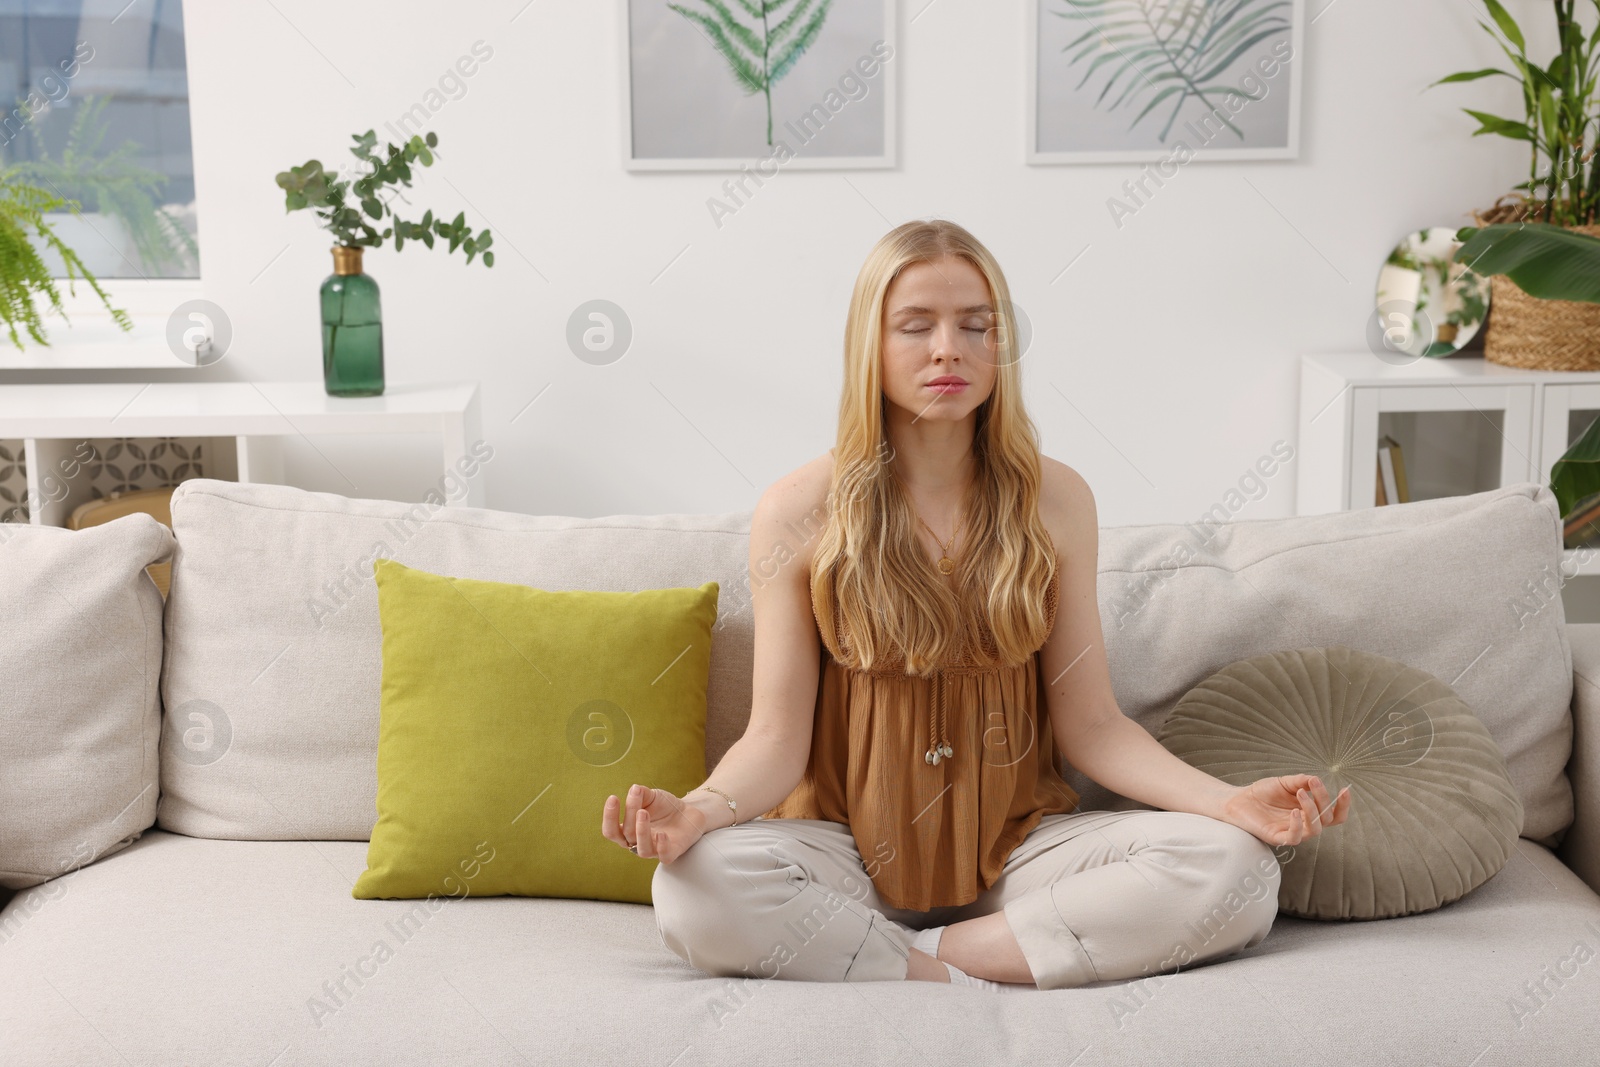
2 477 1596 1065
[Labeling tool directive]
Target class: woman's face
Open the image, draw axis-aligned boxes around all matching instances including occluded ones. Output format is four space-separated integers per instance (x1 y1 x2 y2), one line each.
879 255 999 425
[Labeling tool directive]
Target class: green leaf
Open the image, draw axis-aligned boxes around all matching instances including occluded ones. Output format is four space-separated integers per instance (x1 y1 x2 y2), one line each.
1552 417 1600 519
1130 85 1186 128
482 250 494 267
770 0 820 47
425 131 438 148
1547 51 1569 86
770 0 829 82
695 0 766 58
1429 67 1511 86
1191 25 1293 86
1537 82 1559 145
1481 0 1525 53
668 4 767 93
1453 222 1600 303
1462 108 1534 141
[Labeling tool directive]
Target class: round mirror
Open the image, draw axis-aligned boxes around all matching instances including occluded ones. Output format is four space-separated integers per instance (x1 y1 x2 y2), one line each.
1373 227 1491 360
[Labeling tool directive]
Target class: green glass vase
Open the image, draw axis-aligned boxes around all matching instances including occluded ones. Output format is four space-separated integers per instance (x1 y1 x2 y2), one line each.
320 245 384 397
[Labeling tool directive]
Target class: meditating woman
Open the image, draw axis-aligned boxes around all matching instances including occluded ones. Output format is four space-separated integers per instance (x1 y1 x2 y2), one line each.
600 217 1352 991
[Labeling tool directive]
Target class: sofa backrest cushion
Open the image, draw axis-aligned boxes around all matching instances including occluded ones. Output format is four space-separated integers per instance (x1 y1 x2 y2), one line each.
0 515 172 888
162 478 1574 849
1081 481 1572 847
158 479 755 840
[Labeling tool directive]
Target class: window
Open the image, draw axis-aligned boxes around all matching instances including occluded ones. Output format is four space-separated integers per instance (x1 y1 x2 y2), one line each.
1 0 199 280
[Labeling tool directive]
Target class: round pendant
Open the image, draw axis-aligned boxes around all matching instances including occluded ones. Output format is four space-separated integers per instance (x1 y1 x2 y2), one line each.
941 743 953 758
937 556 955 575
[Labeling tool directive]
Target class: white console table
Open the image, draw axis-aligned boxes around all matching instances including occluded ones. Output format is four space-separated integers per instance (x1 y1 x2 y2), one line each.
0 380 483 525
1298 352 1600 573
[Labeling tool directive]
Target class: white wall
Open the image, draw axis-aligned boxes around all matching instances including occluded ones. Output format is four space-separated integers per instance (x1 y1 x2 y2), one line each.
175 0 1544 523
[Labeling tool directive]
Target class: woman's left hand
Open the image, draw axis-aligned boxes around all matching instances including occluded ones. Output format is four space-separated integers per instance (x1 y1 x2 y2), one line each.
1221 774 1352 847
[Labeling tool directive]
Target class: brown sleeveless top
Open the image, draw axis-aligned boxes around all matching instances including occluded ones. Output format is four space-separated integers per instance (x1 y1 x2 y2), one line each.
759 536 1081 911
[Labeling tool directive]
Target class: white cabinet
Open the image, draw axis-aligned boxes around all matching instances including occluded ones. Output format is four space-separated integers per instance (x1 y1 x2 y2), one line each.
1298 352 1600 574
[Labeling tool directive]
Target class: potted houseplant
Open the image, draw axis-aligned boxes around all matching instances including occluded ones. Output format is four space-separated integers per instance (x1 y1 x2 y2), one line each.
8 94 199 278
0 165 132 351
275 129 493 398
1449 222 1600 525
1431 0 1600 369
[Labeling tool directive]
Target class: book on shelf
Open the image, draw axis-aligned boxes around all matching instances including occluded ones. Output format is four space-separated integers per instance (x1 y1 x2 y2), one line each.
1376 435 1409 506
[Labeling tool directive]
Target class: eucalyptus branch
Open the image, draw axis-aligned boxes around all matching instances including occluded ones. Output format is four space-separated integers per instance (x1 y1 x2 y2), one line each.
274 129 494 266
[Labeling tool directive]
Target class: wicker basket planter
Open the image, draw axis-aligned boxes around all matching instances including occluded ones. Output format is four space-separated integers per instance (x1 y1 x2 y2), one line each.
1474 204 1600 371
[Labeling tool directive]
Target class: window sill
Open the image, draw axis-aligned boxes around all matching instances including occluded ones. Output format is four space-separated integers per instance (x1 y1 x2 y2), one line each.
3 279 208 370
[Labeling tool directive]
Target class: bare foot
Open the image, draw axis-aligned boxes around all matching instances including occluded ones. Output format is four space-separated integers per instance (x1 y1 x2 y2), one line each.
905 948 950 982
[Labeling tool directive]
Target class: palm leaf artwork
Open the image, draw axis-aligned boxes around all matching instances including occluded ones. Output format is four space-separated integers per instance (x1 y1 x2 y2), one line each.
1051 0 1292 144
667 0 835 147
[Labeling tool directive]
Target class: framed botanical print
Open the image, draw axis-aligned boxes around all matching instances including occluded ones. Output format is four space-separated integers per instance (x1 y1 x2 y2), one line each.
621 0 897 171
1026 0 1304 164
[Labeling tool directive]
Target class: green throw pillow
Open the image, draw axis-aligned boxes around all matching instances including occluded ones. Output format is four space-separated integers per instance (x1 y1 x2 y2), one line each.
352 559 717 905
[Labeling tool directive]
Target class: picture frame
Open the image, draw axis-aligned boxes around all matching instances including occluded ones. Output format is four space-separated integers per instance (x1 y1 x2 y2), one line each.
620 0 897 172
1025 0 1304 165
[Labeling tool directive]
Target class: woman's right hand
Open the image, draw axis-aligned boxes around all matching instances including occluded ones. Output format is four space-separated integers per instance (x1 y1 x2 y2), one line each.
601 784 706 864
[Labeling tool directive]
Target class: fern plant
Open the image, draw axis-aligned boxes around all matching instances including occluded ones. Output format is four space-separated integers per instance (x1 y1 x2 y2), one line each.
1051 0 1292 143
667 0 835 146
6 95 199 275
0 167 131 351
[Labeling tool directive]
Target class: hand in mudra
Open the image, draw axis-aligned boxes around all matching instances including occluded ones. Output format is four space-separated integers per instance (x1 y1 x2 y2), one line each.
1222 774 1352 848
600 784 705 864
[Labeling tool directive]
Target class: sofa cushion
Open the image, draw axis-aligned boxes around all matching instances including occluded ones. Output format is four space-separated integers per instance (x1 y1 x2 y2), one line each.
352 559 717 904
0 829 1596 1064
1157 645 1523 919
1080 482 1573 848
0 515 172 889
159 479 755 840
162 479 1575 852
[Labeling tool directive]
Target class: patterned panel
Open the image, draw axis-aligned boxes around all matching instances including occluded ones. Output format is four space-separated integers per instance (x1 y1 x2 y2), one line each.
0 438 208 525
80 438 206 499
0 441 28 524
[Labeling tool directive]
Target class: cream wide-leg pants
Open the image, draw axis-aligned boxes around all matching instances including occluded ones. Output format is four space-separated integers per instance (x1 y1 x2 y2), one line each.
651 809 1281 991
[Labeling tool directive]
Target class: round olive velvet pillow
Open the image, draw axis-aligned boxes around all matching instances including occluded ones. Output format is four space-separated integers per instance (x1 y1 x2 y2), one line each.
1155 645 1523 921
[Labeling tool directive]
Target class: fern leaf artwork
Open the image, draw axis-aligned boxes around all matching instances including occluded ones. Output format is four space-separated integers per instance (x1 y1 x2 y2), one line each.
667 0 835 146
1051 0 1291 144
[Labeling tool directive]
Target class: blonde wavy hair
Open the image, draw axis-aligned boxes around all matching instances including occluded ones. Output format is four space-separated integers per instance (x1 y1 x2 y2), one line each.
811 219 1059 675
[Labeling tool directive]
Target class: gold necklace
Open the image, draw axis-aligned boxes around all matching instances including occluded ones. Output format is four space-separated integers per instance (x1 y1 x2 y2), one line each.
913 507 964 765
915 512 964 575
